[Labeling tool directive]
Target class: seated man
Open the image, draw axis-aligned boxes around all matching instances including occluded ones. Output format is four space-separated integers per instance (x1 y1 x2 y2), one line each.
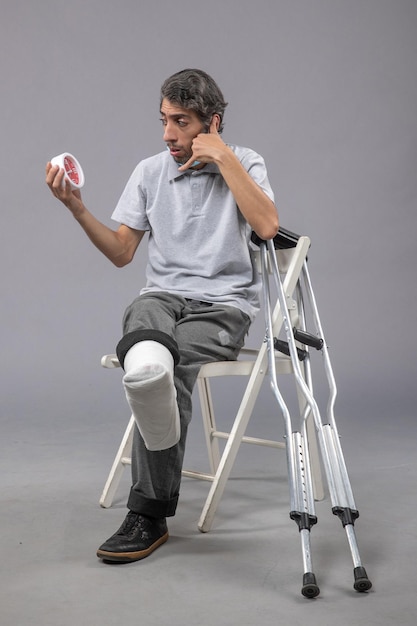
46 68 279 563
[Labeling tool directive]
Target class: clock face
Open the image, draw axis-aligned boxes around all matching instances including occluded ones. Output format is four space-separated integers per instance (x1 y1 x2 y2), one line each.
64 155 80 184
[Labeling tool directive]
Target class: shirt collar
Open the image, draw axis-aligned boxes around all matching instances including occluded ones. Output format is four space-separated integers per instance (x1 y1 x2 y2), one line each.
167 154 220 182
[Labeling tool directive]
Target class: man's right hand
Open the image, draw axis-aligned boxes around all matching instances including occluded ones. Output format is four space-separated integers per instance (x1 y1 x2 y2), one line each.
45 162 84 216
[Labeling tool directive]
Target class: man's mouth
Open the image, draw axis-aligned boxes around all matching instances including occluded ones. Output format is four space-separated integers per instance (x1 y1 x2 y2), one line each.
168 145 182 157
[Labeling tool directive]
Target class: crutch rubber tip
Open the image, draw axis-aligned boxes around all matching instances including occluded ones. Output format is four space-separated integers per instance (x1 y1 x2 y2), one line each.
353 566 372 592
302 572 320 598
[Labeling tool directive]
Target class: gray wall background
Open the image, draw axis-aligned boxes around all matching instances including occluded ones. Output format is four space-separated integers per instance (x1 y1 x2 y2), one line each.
1 0 416 436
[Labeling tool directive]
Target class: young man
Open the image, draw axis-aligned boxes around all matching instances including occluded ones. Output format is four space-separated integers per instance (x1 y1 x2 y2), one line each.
46 68 279 563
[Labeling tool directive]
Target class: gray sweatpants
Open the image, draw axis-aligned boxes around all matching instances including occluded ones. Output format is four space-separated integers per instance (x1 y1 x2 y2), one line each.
118 291 252 518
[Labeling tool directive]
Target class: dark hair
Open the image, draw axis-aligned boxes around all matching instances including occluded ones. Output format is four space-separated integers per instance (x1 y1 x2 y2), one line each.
160 68 228 133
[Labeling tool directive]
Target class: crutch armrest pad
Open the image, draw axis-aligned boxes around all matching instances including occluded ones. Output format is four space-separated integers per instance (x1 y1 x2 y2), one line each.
251 227 301 250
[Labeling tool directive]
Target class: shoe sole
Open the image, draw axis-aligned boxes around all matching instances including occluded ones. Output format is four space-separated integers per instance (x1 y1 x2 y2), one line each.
96 531 169 563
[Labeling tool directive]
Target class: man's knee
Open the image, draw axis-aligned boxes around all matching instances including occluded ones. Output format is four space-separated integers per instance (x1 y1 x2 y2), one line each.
116 329 180 370
119 334 181 451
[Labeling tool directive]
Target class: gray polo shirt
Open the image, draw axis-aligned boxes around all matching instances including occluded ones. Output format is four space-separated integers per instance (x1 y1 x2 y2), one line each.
112 144 275 320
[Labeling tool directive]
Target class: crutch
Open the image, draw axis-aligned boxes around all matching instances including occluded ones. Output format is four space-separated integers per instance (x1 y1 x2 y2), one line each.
257 230 372 597
293 248 372 594
258 233 320 598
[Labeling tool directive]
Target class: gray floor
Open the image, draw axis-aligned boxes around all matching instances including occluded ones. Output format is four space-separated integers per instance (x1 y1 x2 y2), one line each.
1 396 416 626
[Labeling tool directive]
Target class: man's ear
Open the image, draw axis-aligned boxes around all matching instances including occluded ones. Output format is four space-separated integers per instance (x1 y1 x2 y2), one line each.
209 114 221 133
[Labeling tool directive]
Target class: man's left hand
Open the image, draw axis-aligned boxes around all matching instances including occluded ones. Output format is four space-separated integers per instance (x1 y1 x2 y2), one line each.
178 116 226 172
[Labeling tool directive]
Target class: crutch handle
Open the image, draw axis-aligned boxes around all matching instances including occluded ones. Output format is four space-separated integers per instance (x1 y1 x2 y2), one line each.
293 328 324 350
274 339 308 362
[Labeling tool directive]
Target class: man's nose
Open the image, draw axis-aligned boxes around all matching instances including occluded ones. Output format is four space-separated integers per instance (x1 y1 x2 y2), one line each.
163 121 177 143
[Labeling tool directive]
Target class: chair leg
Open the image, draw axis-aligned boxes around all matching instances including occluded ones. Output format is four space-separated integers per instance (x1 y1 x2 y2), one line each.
197 350 268 532
99 415 135 508
196 376 221 474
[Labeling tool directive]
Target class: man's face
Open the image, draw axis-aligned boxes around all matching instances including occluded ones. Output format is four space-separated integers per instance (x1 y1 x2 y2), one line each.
160 98 206 165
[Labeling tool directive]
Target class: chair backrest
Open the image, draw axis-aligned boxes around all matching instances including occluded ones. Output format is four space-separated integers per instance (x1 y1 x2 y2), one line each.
253 242 308 277
265 236 311 336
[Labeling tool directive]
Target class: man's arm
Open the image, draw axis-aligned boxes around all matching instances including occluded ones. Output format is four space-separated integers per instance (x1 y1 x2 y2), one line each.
178 118 279 241
46 163 145 267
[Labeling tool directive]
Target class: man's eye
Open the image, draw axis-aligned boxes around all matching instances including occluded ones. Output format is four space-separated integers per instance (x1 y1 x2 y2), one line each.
159 118 187 127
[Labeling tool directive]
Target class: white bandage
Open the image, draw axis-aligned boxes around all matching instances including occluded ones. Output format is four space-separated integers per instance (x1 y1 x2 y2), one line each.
122 341 180 451
50 153 85 189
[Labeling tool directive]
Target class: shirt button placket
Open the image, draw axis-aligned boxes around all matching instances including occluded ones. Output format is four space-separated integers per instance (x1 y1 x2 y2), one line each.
190 172 201 214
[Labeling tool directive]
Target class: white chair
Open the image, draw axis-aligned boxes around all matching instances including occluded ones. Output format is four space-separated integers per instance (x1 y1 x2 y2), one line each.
99 234 325 532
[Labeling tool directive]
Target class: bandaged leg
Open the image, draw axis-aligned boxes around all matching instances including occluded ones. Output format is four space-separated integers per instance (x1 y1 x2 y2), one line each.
122 340 180 451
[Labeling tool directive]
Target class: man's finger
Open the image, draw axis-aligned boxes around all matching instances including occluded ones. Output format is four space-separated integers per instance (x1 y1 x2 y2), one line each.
177 157 195 172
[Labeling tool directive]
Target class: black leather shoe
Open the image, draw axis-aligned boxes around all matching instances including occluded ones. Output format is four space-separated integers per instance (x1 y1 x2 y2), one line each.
97 512 169 563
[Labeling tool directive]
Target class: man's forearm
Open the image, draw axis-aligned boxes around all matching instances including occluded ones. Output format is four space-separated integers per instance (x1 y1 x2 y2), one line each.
72 204 122 264
46 162 142 267
216 149 279 240
72 205 143 267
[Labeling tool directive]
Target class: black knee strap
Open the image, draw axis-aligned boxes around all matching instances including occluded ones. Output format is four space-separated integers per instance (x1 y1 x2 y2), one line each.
116 330 180 370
